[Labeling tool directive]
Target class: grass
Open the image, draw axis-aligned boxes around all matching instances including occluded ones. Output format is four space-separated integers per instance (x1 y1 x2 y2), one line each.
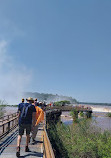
106 112 111 117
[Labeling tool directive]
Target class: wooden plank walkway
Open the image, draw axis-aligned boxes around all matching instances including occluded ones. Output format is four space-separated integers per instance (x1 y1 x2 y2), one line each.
0 124 44 158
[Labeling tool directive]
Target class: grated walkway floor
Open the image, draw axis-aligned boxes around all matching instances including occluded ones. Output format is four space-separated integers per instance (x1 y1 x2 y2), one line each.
0 124 44 158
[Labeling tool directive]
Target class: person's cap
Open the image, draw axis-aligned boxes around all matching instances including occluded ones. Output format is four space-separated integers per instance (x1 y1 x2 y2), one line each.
34 98 37 101
26 97 34 101
22 98 24 101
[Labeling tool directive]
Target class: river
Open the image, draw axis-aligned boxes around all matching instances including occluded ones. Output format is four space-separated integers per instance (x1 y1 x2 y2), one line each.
4 106 18 115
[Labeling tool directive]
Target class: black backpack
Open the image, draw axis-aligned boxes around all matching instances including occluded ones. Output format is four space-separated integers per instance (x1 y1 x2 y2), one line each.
20 103 30 120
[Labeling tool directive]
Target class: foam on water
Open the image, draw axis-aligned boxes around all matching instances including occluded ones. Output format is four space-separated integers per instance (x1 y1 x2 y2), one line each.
91 106 111 112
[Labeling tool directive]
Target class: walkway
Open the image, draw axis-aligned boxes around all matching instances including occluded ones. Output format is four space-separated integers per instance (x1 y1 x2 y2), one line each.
0 124 44 158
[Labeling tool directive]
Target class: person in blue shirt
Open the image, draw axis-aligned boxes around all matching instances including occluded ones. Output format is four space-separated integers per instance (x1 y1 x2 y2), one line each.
17 98 25 113
16 97 36 157
18 98 25 106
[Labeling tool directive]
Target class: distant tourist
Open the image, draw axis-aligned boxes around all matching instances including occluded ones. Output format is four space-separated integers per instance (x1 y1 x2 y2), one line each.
49 103 51 107
34 98 39 106
31 99 44 143
16 97 36 157
38 101 42 108
42 101 47 111
19 98 25 105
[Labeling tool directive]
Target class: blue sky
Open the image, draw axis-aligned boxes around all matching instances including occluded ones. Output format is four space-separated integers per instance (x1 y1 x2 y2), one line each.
0 0 111 103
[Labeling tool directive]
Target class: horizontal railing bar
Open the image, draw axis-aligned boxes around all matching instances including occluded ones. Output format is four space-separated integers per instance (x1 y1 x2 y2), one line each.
43 112 55 158
0 120 18 139
0 113 18 124
0 116 18 127
43 126 55 158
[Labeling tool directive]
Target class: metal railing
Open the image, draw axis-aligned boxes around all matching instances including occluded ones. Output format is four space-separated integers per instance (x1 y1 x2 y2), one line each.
0 112 18 139
46 105 92 112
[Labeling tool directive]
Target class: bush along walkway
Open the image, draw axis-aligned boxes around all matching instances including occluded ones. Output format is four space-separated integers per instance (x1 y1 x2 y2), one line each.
48 119 111 158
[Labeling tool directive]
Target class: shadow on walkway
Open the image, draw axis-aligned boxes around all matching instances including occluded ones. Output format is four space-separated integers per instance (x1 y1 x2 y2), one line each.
18 151 43 158
0 129 18 154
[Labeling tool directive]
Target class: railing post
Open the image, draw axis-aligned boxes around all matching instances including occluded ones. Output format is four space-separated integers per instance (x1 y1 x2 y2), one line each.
8 121 10 132
16 117 18 125
7 115 9 121
2 124 4 134
12 120 14 127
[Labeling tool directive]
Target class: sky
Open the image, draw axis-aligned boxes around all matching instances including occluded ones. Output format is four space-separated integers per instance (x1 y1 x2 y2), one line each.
0 0 111 104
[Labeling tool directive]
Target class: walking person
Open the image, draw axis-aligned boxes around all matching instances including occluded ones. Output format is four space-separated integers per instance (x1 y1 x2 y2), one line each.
18 98 25 108
17 98 25 114
31 98 44 143
34 98 39 106
16 97 36 157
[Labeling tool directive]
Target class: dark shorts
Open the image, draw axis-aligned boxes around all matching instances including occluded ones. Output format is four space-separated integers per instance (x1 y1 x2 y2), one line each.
19 124 31 136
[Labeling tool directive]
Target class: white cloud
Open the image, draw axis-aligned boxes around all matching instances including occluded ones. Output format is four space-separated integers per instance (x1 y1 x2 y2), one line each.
0 40 32 105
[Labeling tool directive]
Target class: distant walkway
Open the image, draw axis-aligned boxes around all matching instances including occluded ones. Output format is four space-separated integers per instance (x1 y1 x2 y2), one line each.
0 124 44 158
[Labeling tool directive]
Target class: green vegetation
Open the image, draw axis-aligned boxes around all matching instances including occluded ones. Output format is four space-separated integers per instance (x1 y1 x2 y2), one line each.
54 100 70 106
24 92 78 103
8 104 18 107
106 112 111 117
0 100 7 107
79 111 84 117
23 92 111 105
70 109 79 122
48 120 111 158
